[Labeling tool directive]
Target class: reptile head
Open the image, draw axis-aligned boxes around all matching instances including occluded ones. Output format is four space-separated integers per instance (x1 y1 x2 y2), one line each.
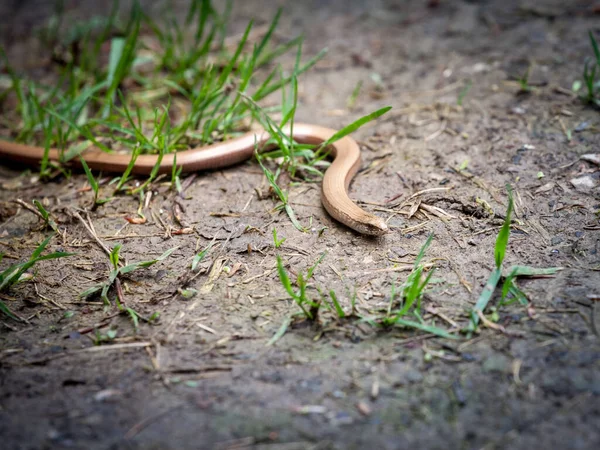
356 215 389 236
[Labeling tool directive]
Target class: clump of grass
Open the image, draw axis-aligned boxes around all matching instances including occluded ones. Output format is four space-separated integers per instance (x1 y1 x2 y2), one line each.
79 243 176 331
381 235 434 319
2 2 391 228
516 66 533 93
346 80 363 110
370 234 456 339
80 243 177 307
268 252 330 345
269 235 456 345
466 185 561 336
0 234 74 320
32 200 59 233
93 328 119 345
572 31 600 106
191 240 213 272
0 1 324 177
276 252 326 320
272 227 286 248
457 79 472 106
583 31 600 106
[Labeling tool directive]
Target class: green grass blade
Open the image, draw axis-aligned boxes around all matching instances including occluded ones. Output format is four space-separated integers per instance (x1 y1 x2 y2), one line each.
45 107 110 155
114 146 142 192
255 8 281 59
507 282 529 306
109 243 122 270
32 200 50 222
104 1 141 111
329 290 345 318
256 35 303 68
126 307 140 330
267 315 292 346
63 140 94 162
31 234 53 259
500 276 528 306
306 252 326 279
276 255 297 300
0 299 19 321
79 156 99 195
320 106 392 149
494 185 513 268
284 204 306 233
40 113 55 175
192 242 213 271
252 48 327 102
193 0 213 45
80 283 103 298
217 20 252 86
0 251 74 293
106 37 125 88
393 318 457 339
414 233 433 267
467 267 502 334
504 265 562 277
279 75 298 129
590 31 600 67
120 246 178 274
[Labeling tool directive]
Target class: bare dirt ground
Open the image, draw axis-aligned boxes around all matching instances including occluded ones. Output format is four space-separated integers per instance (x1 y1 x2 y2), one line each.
1 0 600 449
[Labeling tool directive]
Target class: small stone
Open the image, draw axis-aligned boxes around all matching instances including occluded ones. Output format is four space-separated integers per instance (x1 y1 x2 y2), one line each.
575 122 590 132
570 174 597 192
94 389 121 402
356 401 372 416
472 62 491 73
550 236 563 246
392 247 409 258
47 429 61 440
330 411 353 425
581 154 600 165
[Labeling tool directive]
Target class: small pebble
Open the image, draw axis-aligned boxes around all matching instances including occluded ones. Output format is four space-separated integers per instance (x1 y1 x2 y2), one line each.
570 174 597 192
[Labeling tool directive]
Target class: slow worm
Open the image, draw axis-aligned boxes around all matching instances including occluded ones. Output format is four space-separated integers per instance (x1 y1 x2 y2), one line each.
0 123 388 235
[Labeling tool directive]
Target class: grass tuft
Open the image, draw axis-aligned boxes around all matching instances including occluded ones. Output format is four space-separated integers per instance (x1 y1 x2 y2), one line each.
573 31 600 106
466 186 561 336
0 234 74 320
81 245 177 306
1 2 391 235
377 234 456 339
275 252 326 320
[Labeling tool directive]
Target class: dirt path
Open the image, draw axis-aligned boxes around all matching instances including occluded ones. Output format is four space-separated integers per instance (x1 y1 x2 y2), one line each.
1 1 599 449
